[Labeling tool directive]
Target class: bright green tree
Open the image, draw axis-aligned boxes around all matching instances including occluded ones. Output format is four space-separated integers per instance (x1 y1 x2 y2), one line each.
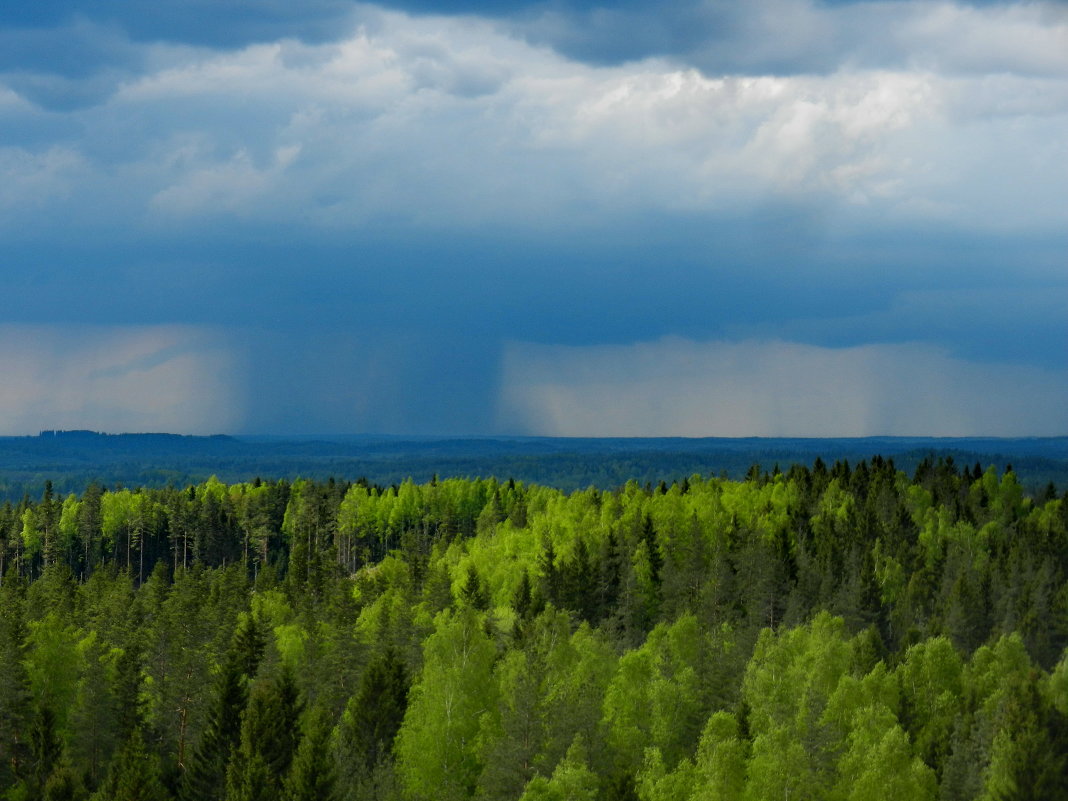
518 736 599 801
394 607 497 801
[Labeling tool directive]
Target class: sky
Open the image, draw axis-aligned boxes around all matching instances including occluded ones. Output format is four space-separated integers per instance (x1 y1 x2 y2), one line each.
0 0 1065 437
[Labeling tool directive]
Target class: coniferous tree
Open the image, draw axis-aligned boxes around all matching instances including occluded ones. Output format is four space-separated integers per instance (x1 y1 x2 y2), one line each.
337 647 409 794
224 667 302 801
181 615 264 801
513 571 533 621
0 467 1064 801
27 704 62 799
538 538 561 607
42 756 86 801
91 728 169 801
76 483 103 578
282 707 336 801
0 569 31 790
460 565 489 611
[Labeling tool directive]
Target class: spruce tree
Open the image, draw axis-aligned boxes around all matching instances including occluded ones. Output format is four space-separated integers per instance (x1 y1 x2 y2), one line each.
513 571 533 621
0 570 31 789
91 728 168 801
224 667 302 801
29 704 62 793
282 708 336 801
460 565 489 611
337 647 409 786
181 615 264 801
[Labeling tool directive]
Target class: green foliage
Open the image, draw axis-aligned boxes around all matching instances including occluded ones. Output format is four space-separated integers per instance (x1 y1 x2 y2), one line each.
336 647 409 798
692 711 748 800
836 722 936 801
181 614 265 801
0 462 1063 801
603 615 706 774
224 667 302 801
897 635 963 769
0 574 31 791
517 737 598 801
91 729 168 801
281 707 336 801
394 607 497 801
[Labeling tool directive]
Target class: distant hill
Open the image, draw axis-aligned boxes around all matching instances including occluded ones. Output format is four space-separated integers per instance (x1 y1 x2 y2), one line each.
0 430 1065 501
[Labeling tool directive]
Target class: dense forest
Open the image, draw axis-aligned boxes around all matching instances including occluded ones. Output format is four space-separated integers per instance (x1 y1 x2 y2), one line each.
0 457 1066 800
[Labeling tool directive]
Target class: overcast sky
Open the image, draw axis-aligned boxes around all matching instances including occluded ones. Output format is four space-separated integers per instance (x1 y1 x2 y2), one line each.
1 0 1065 436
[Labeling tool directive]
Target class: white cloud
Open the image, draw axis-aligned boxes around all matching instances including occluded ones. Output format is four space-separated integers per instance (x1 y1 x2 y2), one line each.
0 146 85 210
892 1 1068 76
0 326 242 434
498 337 1068 437
149 144 301 216
0 3 1064 234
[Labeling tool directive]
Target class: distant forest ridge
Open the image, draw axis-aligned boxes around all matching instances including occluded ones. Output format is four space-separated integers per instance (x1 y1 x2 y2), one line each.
1 430 1065 502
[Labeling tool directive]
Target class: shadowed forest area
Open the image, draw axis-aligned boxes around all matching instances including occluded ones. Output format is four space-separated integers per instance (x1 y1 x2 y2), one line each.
0 457 1065 800
2 431 1066 502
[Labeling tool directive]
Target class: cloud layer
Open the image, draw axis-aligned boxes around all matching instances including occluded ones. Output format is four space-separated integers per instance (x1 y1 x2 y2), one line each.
1 4 1065 235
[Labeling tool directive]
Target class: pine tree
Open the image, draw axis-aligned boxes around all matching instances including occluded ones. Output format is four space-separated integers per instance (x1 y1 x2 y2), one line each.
337 647 409 787
224 667 302 801
77 482 104 578
282 708 336 801
181 615 264 801
91 728 169 801
0 569 31 789
460 565 489 611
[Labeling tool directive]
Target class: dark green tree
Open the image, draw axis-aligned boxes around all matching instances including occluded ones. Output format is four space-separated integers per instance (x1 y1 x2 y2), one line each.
181 615 264 801
91 728 169 801
224 667 302 801
336 648 409 794
282 707 336 801
460 564 489 611
0 570 31 789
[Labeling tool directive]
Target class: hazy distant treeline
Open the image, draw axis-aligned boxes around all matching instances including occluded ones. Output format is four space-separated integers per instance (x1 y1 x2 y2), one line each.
2 431 1066 502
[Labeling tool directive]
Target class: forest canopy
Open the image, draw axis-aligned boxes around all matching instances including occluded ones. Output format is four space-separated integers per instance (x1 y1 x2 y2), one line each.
0 456 1065 800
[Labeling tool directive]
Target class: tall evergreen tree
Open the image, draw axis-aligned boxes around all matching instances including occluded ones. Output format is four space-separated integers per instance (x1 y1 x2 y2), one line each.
282 708 336 801
337 647 409 795
181 615 264 801
224 667 302 801
91 728 169 801
0 570 31 790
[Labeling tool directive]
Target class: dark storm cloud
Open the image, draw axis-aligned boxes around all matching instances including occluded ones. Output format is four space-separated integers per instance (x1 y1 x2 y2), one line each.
0 0 357 49
504 0 1068 76
0 1 1064 434
6 0 1060 88
4 217 1064 372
